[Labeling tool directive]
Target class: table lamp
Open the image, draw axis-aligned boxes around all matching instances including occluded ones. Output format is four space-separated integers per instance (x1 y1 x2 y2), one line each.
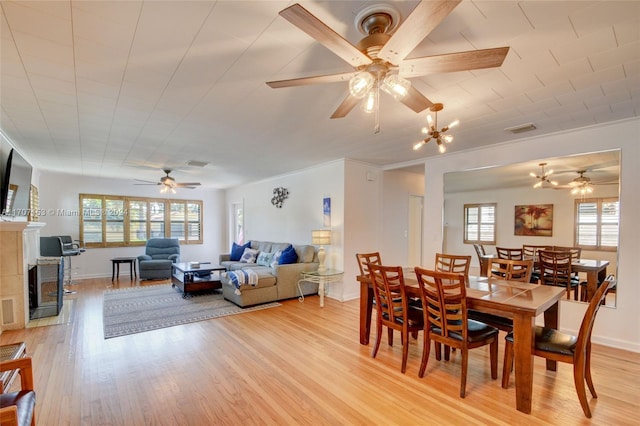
311 229 332 272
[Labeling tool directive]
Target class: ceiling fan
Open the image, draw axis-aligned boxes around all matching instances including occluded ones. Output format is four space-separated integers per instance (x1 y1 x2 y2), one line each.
266 1 509 128
135 170 201 193
559 170 618 194
530 163 558 188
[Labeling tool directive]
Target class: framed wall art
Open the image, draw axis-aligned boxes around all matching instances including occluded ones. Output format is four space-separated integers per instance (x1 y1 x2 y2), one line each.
514 204 553 236
323 197 331 227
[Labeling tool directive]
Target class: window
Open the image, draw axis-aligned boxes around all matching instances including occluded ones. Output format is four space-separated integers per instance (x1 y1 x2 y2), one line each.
79 194 203 248
464 203 496 245
575 198 619 251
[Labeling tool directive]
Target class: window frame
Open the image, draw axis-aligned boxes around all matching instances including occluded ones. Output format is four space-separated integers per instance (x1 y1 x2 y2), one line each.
463 203 497 245
574 197 619 252
79 194 203 248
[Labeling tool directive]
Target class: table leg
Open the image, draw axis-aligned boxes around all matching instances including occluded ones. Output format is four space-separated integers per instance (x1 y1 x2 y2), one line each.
111 262 115 281
359 281 373 345
129 261 133 279
512 313 535 414
586 271 597 301
319 279 325 307
133 260 137 278
543 301 559 371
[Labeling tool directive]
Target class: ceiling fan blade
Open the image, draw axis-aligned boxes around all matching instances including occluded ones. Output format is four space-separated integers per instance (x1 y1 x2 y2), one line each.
176 183 201 187
378 0 462 65
267 71 357 88
279 3 371 68
398 85 433 113
330 93 360 119
134 179 158 184
399 47 510 78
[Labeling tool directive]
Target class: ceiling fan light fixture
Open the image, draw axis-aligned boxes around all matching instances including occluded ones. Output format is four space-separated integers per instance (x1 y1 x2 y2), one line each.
349 72 374 98
362 88 377 113
380 73 410 100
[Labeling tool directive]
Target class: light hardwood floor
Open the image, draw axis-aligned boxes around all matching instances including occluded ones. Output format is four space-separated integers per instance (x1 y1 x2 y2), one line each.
1 277 638 425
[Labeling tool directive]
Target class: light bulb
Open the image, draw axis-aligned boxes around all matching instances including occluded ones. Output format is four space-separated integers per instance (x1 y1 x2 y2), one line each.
437 139 446 153
443 134 453 143
421 126 429 134
349 72 374 99
380 74 410 100
427 114 434 126
362 89 376 114
413 141 424 150
448 119 460 129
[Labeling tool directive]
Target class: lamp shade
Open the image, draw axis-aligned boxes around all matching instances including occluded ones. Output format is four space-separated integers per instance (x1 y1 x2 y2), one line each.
311 229 332 245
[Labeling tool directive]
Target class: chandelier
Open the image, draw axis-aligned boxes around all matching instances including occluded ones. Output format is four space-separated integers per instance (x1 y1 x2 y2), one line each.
412 103 459 153
349 69 411 134
530 163 558 188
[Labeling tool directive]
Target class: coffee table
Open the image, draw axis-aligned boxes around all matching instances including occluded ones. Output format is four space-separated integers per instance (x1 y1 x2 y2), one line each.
171 263 226 298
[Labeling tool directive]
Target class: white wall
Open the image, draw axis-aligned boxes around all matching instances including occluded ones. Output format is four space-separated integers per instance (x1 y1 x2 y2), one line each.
422 118 640 352
224 160 347 300
381 169 425 266
36 171 225 278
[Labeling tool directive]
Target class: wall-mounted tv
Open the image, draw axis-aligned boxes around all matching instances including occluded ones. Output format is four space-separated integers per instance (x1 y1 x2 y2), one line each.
1 148 33 220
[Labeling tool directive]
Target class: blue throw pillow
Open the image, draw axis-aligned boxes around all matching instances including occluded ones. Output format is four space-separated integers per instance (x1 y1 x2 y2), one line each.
230 241 251 261
278 244 298 265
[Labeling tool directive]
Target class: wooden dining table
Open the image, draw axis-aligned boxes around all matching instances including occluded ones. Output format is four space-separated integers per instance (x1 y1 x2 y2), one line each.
572 259 609 301
359 272 565 414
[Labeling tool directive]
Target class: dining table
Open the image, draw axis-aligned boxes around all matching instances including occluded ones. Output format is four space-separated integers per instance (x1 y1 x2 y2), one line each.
359 271 565 414
572 259 609 301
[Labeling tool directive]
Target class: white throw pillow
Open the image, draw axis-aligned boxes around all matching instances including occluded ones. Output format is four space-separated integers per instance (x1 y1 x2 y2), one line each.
270 250 283 268
239 248 259 263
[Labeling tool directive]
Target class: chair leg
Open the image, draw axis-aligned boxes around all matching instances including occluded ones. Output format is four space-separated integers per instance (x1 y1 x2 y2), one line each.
573 359 593 418
419 334 431 378
401 329 409 374
372 320 383 358
434 342 442 361
460 349 468 398
490 339 498 380
502 340 513 389
585 343 597 398
387 328 394 346
444 345 451 361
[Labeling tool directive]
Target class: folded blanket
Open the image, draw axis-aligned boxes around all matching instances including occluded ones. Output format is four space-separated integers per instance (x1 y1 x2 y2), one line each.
225 269 259 295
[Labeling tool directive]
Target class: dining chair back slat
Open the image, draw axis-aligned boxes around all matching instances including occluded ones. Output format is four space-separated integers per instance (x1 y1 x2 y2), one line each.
435 253 471 276
496 247 524 260
488 258 534 282
539 250 578 300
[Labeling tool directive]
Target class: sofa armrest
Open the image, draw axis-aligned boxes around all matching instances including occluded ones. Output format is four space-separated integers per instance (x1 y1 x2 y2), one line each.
168 254 180 262
219 253 231 263
138 255 152 262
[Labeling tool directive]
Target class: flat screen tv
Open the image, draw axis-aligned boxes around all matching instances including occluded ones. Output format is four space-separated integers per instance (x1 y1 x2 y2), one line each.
1 148 33 220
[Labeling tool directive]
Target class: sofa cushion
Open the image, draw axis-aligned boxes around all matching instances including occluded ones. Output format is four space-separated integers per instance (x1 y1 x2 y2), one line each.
256 251 274 267
279 244 298 265
230 241 251 261
251 240 272 253
293 244 315 263
240 248 259 263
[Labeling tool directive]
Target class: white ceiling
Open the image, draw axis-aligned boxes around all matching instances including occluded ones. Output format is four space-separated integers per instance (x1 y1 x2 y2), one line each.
1 1 638 189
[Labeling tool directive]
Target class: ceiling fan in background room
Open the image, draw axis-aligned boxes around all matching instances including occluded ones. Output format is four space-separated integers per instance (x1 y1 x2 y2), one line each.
560 170 618 195
134 170 201 194
266 0 509 133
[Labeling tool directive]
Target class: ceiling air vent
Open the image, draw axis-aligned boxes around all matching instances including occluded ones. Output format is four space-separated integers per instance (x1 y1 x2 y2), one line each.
504 123 537 134
185 160 208 168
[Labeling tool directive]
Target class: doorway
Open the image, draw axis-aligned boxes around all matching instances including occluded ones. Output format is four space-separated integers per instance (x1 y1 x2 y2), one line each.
408 195 423 266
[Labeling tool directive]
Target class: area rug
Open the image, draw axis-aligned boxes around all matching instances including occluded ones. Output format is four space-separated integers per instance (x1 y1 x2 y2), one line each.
103 284 280 339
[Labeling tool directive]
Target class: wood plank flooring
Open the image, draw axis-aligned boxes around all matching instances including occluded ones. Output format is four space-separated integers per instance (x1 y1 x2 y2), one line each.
1 277 638 425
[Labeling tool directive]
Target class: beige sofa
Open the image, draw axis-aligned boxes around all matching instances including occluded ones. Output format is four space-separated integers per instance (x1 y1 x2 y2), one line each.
219 240 319 307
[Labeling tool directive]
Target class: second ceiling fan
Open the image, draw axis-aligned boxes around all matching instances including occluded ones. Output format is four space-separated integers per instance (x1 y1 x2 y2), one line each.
267 0 509 123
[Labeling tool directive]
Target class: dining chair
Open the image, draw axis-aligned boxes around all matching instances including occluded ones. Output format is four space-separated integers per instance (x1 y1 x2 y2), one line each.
468 258 535 333
414 267 498 398
496 247 524 260
0 356 36 426
502 279 614 418
356 252 382 344
522 244 551 283
539 250 579 300
435 253 471 276
368 264 424 373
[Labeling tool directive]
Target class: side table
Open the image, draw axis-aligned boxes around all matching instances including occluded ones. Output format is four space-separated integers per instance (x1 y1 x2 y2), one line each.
0 341 27 393
298 269 344 307
111 257 138 281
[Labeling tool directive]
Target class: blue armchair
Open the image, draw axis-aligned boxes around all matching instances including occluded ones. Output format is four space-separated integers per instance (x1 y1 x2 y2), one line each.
138 238 180 280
